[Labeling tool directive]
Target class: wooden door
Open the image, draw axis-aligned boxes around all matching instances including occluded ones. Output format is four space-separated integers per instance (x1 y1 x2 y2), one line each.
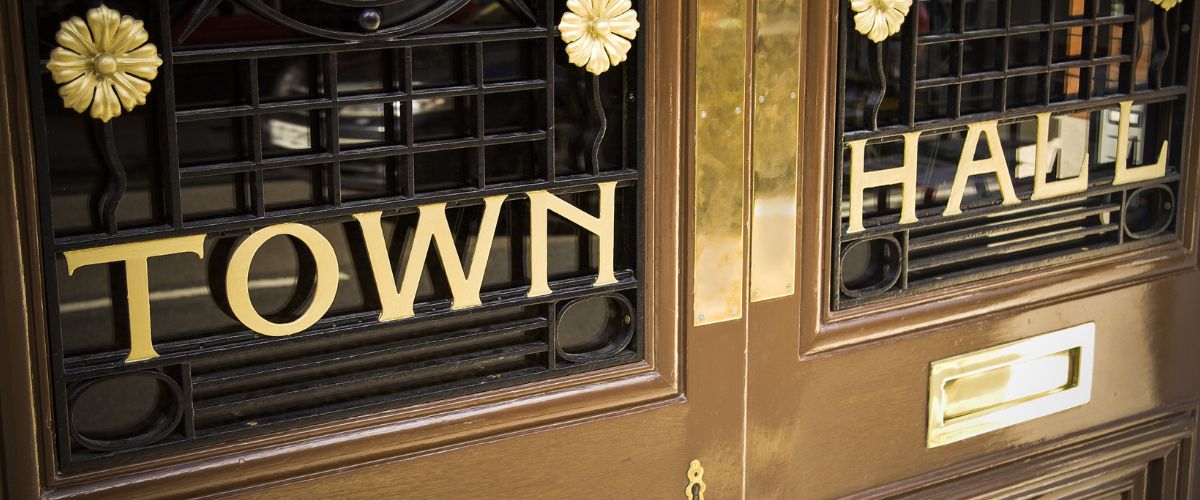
4 0 1200 498
743 0 1200 497
0 0 750 498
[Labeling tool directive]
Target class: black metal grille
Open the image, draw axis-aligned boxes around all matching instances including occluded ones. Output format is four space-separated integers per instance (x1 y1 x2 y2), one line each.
833 0 1194 309
22 0 643 472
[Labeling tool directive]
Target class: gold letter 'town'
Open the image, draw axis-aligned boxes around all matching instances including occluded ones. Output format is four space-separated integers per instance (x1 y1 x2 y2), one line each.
226 223 340 336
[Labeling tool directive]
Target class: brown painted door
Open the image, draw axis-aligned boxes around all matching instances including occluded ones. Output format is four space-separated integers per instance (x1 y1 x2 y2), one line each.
3 0 1200 498
0 0 748 498
742 0 1200 497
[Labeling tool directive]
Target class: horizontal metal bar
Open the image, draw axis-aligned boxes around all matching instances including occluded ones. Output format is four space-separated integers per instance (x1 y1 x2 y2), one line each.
191 342 550 421
843 174 1179 240
176 80 549 122
908 224 1118 273
844 88 1188 142
838 235 1176 309
62 274 638 378
173 27 554 63
916 55 1132 89
54 170 640 252
178 131 548 177
190 318 546 388
193 365 554 435
908 203 1120 250
917 15 1136 44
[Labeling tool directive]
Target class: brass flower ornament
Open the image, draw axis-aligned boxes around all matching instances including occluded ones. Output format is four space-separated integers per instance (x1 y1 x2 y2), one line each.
1149 0 1182 10
850 0 913 43
558 0 640 76
46 5 163 122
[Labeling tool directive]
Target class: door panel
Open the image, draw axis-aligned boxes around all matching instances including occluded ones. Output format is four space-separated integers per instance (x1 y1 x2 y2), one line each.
5 0 1200 496
744 0 1200 497
0 0 750 497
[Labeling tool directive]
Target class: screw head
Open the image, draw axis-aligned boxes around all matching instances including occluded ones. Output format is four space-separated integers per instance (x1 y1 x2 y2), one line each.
359 8 383 31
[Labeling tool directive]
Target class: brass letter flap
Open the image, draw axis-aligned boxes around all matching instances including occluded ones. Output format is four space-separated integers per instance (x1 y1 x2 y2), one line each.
927 323 1095 448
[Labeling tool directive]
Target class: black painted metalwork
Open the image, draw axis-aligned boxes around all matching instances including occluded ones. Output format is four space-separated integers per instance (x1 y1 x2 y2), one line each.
833 0 1196 309
94 122 128 235
21 0 644 472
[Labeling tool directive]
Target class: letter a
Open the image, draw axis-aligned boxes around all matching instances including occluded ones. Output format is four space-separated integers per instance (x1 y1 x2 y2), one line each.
944 120 1021 216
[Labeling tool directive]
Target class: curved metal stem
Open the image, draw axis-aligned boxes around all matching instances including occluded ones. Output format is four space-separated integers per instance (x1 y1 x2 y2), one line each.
868 41 887 131
1154 8 1171 89
589 75 609 173
95 121 128 235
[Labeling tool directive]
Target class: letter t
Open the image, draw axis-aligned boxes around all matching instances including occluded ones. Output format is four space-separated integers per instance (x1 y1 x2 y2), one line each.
63 235 206 363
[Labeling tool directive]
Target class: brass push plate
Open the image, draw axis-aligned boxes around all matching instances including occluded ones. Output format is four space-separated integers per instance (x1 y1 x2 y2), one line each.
927 323 1096 448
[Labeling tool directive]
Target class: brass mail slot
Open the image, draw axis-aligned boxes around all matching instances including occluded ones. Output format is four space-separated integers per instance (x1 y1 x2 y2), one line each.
927 324 1095 448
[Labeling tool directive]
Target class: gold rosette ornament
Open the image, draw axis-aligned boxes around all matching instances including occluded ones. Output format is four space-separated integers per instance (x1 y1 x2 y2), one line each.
558 0 639 76
46 5 163 122
1150 0 1181 10
851 0 913 43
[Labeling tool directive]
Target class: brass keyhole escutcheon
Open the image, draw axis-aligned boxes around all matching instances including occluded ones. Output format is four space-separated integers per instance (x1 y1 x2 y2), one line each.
685 459 706 500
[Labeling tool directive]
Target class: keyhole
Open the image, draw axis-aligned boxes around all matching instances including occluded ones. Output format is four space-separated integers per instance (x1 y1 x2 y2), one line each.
691 483 703 498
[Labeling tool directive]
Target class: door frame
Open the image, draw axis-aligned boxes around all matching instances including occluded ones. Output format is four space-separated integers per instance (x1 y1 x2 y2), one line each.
0 0 705 496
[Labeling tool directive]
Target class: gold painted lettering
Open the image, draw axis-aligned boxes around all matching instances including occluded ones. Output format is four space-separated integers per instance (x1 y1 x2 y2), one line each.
1113 100 1169 186
1031 112 1090 201
354 195 507 322
846 131 921 234
225 223 339 336
527 182 618 297
64 235 207 363
944 120 1021 216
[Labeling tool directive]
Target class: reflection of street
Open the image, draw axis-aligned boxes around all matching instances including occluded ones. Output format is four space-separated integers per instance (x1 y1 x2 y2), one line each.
60 273 353 313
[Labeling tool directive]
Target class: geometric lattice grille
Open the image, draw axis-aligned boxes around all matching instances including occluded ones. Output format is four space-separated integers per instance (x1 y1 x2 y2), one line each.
834 0 1193 309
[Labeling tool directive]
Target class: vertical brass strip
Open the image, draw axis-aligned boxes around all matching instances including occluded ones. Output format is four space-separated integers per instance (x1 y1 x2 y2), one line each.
693 0 748 326
748 0 801 301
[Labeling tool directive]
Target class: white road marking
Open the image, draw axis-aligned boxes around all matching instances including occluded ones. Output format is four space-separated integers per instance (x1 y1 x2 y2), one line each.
59 273 352 314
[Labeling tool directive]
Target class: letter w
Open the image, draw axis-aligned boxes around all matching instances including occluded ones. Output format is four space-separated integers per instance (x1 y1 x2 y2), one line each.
355 195 507 322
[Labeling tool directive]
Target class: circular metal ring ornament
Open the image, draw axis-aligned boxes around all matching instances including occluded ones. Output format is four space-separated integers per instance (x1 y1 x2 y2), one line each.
839 235 903 299
238 0 472 40
67 371 185 452
1122 185 1176 240
554 293 636 363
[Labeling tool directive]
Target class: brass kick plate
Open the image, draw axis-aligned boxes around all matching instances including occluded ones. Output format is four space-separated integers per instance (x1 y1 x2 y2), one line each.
927 323 1096 448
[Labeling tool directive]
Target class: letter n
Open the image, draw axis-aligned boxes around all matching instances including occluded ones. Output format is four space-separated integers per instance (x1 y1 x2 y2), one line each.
527 182 618 297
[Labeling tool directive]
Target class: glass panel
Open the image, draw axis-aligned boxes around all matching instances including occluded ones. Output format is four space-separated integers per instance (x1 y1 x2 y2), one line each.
27 0 641 471
259 55 324 102
835 0 1191 308
262 111 323 157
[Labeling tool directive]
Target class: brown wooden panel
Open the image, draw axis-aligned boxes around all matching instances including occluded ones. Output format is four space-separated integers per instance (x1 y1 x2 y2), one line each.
863 406 1195 499
743 0 1200 497
0 0 753 498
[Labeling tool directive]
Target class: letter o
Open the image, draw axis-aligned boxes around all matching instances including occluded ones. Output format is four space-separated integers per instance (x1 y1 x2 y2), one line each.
225 223 340 336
